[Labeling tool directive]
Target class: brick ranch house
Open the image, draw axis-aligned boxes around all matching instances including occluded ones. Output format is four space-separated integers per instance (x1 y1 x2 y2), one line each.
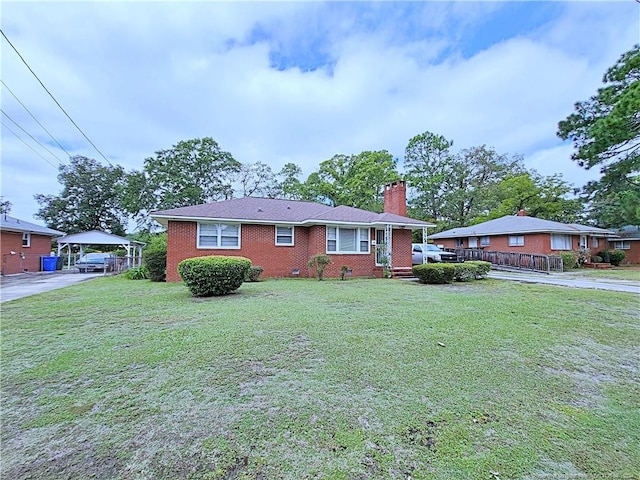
0 215 64 275
608 226 640 264
151 181 434 281
430 211 617 258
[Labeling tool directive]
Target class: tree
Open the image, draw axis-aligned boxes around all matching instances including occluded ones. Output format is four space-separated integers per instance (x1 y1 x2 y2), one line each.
472 172 583 224
404 131 456 222
558 45 640 225
237 162 279 198
124 137 241 229
0 197 12 214
302 151 399 211
278 162 305 200
34 156 129 235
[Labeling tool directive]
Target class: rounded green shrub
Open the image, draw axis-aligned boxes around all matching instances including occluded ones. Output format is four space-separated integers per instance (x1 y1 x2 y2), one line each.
245 265 264 282
178 255 252 296
453 263 477 282
124 266 149 280
142 233 167 282
591 255 603 263
465 261 492 279
412 263 456 284
559 251 579 271
605 250 626 266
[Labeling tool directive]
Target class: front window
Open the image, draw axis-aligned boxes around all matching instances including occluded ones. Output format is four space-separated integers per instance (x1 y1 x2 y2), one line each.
275 226 294 246
327 227 370 254
592 238 599 248
509 235 524 247
455 238 464 247
480 236 490 247
613 241 630 250
198 222 240 249
22 233 31 247
551 234 572 250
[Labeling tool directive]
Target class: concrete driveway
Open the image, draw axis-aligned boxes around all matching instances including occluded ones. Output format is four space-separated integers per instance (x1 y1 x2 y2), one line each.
488 270 640 294
0 271 105 303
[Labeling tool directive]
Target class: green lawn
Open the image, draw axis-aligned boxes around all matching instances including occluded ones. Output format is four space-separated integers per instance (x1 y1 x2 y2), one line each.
564 265 640 281
1 277 638 479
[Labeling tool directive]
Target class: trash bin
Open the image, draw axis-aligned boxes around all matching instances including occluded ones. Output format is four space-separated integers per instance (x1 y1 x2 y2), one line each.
41 256 58 272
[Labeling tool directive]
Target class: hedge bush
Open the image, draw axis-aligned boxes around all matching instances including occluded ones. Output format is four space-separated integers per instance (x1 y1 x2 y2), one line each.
464 261 492 279
412 263 456 284
177 255 252 296
453 263 477 282
559 251 579 271
245 266 264 282
142 233 167 282
599 249 626 266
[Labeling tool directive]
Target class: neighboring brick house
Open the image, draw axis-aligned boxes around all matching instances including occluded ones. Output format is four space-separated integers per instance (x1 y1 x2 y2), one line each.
151 181 434 281
608 226 640 264
0 215 64 275
430 211 615 257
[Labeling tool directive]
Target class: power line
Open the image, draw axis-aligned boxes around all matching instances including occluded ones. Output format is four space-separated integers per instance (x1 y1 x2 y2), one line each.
1 120 58 169
1 79 73 158
0 28 113 166
1 109 66 164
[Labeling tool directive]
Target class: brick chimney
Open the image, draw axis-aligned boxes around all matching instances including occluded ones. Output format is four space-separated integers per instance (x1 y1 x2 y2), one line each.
383 181 407 217
516 209 527 216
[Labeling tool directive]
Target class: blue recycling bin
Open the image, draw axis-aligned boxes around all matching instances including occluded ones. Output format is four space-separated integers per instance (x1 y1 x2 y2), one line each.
41 256 58 272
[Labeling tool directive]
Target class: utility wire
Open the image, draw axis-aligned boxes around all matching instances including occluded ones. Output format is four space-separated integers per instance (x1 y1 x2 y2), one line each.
1 120 58 169
0 28 113 166
1 109 66 164
1 79 73 158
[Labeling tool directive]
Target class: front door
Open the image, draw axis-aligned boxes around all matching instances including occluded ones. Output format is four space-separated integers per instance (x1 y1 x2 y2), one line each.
580 235 588 249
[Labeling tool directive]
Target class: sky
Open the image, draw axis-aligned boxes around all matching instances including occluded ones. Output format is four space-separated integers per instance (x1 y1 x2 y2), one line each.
1 0 638 227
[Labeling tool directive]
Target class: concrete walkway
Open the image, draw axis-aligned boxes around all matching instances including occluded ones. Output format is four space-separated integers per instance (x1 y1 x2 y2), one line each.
488 270 640 294
0 271 105 303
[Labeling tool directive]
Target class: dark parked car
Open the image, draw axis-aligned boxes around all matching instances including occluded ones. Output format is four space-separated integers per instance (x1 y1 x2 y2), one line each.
412 243 458 264
75 253 117 273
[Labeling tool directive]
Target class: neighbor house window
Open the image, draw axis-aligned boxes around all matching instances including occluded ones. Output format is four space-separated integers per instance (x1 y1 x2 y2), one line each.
613 240 630 250
509 235 525 246
480 236 490 247
22 233 31 247
326 227 370 253
275 226 294 246
197 223 240 248
455 238 464 247
551 234 572 250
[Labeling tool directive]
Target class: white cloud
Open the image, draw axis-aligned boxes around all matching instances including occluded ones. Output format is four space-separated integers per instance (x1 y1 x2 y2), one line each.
1 1 637 225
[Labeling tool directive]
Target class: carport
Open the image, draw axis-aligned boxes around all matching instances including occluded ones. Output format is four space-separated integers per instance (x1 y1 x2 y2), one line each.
56 230 145 270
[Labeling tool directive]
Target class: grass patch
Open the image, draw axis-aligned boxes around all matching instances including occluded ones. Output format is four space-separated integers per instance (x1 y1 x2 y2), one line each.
1 277 639 479
565 265 640 281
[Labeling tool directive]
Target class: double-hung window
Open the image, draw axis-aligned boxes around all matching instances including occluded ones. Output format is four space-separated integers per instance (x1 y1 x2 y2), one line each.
275 226 294 246
508 235 524 246
327 227 370 254
22 233 31 247
197 223 240 248
480 236 490 247
550 234 572 250
613 240 630 250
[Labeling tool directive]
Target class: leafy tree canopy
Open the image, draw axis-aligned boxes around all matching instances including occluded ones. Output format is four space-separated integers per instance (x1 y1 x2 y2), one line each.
558 45 639 226
0 197 12 214
123 137 241 229
302 151 399 211
34 156 129 235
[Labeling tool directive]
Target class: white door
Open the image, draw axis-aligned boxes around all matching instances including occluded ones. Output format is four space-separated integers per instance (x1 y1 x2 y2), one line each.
580 235 588 249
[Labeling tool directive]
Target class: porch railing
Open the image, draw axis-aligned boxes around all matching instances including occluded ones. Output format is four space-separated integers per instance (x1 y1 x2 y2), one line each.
450 248 564 273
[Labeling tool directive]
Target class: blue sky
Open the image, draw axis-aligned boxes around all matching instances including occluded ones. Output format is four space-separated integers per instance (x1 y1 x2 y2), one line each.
1 1 638 225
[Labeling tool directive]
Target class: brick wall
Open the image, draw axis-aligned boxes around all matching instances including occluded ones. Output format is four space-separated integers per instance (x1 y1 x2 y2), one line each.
605 240 640 264
166 221 417 281
435 233 582 255
1 231 55 274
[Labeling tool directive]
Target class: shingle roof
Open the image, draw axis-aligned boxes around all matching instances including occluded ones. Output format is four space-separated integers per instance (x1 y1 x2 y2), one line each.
0 215 64 237
151 197 434 229
430 215 616 239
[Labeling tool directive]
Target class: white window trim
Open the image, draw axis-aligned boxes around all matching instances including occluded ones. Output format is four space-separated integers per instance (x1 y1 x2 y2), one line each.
613 240 630 250
480 236 490 247
508 235 525 247
326 226 371 254
197 222 241 249
550 234 572 251
275 225 294 246
22 232 31 247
